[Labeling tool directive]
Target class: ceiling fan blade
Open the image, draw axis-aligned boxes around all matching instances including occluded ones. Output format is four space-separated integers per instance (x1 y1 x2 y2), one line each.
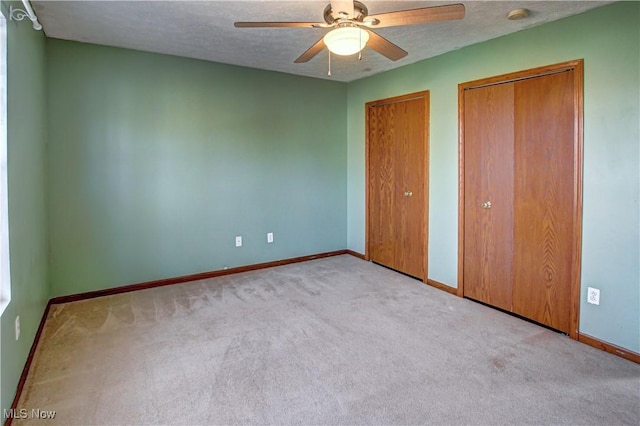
367 3 465 28
330 0 355 19
294 38 326 63
365 29 408 61
234 22 324 28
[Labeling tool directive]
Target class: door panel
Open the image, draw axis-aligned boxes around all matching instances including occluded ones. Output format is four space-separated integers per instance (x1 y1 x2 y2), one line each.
398 98 427 278
368 94 428 280
463 84 514 311
513 72 575 333
368 104 396 268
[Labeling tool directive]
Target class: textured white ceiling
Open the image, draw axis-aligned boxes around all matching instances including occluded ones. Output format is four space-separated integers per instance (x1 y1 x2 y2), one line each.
31 1 612 82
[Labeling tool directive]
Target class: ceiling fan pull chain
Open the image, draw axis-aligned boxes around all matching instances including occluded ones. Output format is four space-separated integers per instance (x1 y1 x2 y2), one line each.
328 50 332 77
359 29 363 60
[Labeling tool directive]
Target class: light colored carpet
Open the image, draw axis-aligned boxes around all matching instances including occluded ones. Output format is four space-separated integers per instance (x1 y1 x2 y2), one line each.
13 255 640 425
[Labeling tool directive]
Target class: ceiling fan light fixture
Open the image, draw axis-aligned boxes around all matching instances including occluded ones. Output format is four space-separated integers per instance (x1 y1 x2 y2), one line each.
323 26 369 56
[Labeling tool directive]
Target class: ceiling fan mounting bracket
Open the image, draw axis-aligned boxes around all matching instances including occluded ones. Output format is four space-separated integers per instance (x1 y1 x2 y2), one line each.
323 1 368 25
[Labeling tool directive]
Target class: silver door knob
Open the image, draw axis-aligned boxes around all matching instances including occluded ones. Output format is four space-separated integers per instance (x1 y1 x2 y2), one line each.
404 191 413 197
481 201 492 209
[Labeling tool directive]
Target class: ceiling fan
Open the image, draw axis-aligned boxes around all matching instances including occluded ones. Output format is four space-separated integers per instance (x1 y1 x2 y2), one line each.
234 1 465 64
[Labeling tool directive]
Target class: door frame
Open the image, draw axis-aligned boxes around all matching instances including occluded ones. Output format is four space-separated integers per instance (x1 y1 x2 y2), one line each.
457 59 584 339
365 91 430 281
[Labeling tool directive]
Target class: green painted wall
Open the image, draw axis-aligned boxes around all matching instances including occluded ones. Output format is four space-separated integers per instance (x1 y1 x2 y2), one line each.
0 1 49 415
2 3 638 413
347 2 639 352
46 40 347 297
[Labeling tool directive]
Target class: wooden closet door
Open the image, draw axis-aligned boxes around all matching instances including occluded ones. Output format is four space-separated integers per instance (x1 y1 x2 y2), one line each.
463 83 515 311
513 71 576 333
367 94 428 280
460 60 583 338
368 103 397 269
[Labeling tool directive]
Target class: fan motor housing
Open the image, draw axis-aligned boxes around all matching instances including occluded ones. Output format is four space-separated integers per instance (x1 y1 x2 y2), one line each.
323 1 368 24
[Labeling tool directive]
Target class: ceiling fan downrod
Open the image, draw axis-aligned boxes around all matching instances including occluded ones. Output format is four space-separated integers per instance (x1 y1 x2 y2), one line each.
323 1 369 25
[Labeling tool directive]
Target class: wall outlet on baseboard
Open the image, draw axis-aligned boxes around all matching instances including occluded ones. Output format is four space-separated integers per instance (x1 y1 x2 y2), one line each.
15 315 20 340
235 236 242 247
587 287 600 305
267 232 274 243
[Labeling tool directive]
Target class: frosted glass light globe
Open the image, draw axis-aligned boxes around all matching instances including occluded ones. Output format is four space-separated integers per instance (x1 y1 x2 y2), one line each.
323 27 369 56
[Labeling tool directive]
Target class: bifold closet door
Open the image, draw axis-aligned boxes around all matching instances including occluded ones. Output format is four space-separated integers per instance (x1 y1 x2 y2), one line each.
368 94 428 280
462 66 578 335
463 83 514 312
512 71 576 333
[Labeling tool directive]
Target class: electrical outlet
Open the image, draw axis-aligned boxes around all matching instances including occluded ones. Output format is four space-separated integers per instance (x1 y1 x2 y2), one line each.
235 236 242 247
587 287 600 305
267 232 274 243
15 315 20 341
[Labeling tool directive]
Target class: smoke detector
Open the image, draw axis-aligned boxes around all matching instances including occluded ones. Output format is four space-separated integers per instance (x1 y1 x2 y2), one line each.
508 8 530 20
